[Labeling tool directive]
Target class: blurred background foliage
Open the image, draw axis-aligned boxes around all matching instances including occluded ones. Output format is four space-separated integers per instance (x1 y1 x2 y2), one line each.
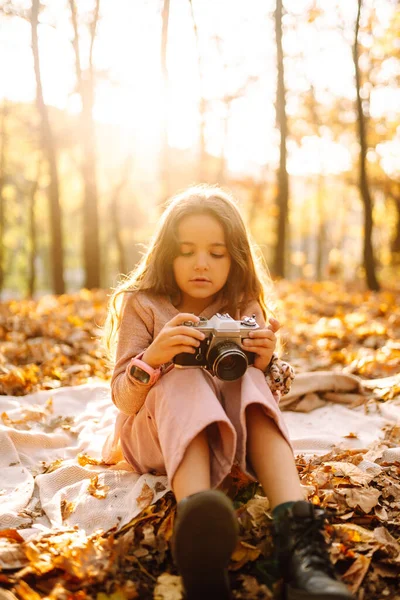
0 0 399 297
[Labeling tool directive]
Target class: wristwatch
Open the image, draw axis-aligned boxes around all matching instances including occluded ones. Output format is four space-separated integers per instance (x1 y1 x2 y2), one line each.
128 354 162 385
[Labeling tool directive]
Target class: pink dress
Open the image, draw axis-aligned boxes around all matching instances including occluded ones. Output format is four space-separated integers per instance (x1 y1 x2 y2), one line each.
102 291 292 489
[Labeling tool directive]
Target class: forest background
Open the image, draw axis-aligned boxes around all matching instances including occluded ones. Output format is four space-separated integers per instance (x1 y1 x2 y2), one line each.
0 0 399 299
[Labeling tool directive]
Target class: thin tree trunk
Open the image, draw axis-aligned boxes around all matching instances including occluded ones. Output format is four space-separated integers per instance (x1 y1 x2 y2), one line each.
160 0 170 205
315 174 326 280
27 166 40 298
109 157 132 276
31 0 65 294
307 85 326 281
354 0 380 291
248 181 264 232
391 197 400 265
0 100 7 293
69 0 101 289
217 101 230 184
302 195 313 273
188 0 207 181
273 0 289 278
6 187 24 278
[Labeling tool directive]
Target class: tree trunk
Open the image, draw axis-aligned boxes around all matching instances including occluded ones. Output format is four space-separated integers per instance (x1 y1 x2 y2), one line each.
31 0 65 294
69 0 101 289
188 0 207 182
248 181 264 232
217 101 230 184
27 173 39 298
391 197 400 265
0 100 7 294
160 0 171 206
354 0 380 291
316 174 326 280
273 0 289 278
109 157 132 277
110 193 127 277
306 85 326 281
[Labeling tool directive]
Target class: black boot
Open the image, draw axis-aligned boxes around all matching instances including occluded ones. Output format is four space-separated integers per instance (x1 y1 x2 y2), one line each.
172 490 238 600
273 501 354 600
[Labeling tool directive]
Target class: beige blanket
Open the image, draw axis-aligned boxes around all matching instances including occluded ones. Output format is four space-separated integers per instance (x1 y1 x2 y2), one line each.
1 373 399 542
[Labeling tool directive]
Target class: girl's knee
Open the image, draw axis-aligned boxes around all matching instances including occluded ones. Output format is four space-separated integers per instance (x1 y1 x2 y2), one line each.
154 366 221 413
160 366 218 393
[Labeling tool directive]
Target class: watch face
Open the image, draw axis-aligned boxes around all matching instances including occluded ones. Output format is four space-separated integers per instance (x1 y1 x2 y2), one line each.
130 365 151 384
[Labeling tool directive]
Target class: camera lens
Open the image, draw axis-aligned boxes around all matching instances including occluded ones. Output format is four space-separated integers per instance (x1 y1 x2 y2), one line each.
208 341 248 381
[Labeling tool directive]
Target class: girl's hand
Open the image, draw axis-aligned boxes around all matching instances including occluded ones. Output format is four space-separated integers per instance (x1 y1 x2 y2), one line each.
242 317 280 373
142 313 206 368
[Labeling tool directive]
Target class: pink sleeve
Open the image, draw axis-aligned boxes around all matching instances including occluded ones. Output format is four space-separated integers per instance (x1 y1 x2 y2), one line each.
111 292 155 415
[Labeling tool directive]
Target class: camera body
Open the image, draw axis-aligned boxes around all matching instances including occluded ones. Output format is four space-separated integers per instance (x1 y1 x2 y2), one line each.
173 312 259 381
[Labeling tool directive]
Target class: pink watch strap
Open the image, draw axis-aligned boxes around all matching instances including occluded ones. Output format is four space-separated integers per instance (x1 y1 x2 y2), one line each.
128 354 161 385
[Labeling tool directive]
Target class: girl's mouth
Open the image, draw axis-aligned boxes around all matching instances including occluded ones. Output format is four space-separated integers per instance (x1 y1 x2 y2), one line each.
191 277 211 283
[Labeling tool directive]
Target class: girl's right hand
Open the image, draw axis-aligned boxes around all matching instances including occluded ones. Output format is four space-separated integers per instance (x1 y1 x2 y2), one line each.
141 314 206 368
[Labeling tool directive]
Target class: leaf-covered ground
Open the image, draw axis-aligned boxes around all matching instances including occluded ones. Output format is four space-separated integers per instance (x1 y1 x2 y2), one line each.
0 281 399 600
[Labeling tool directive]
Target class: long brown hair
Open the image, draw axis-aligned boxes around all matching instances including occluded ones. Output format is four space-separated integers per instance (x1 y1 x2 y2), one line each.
103 184 276 361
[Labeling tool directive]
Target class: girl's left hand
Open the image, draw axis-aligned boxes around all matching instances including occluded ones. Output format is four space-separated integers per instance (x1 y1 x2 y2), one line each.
242 317 280 372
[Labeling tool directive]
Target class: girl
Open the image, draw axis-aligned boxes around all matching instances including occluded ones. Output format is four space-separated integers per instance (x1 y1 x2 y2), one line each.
103 185 353 600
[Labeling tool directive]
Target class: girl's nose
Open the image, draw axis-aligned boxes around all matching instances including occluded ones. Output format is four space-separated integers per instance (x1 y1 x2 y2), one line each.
194 253 209 270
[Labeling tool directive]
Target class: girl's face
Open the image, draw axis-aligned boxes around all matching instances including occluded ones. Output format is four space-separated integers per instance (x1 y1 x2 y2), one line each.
172 213 231 312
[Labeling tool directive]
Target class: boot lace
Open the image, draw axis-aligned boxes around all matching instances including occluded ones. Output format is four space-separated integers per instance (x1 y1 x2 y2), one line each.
291 513 335 576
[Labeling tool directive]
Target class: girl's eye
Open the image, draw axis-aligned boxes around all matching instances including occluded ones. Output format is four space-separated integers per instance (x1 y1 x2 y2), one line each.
179 251 226 258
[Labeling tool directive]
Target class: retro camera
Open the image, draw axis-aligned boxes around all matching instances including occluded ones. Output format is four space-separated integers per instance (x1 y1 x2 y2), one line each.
173 312 259 381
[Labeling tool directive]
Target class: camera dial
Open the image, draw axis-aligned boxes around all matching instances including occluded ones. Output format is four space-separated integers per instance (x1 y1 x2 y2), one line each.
182 316 208 327
241 314 257 327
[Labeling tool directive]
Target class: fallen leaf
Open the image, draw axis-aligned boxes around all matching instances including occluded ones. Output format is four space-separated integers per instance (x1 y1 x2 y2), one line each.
78 453 107 467
245 495 270 527
43 458 64 473
153 573 183 600
0 529 24 543
339 487 381 513
333 523 375 544
13 582 42 600
342 553 371 594
373 527 400 554
236 574 273 599
230 540 261 570
324 462 374 486
136 483 154 510
87 474 110 499
0 538 27 570
61 499 76 520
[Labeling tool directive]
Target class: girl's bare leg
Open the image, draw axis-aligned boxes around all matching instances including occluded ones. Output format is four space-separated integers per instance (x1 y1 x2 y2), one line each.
246 404 304 509
172 428 211 502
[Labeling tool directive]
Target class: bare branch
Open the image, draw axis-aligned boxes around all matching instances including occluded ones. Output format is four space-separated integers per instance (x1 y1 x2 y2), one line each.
68 0 83 90
88 0 100 72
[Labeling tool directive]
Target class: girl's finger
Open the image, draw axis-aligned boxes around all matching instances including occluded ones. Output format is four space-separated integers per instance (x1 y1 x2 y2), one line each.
243 340 275 350
174 325 206 341
169 334 202 347
171 313 200 326
268 318 281 332
243 347 273 358
247 329 275 340
173 346 197 357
